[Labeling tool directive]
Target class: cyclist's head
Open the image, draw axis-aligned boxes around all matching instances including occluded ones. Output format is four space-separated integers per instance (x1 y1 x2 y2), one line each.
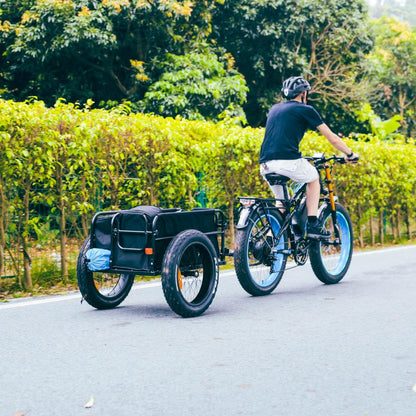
281 76 311 100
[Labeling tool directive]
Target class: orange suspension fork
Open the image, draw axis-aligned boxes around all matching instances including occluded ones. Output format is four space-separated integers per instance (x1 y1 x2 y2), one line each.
324 163 336 211
324 163 340 240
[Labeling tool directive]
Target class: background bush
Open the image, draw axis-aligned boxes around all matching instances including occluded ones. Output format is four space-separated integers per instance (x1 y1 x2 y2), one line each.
1 99 415 290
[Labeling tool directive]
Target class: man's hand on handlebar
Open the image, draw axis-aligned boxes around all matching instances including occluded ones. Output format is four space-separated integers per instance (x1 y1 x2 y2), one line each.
345 152 359 163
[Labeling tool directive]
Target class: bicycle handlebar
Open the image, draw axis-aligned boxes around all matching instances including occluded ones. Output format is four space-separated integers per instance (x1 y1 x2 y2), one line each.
305 153 359 165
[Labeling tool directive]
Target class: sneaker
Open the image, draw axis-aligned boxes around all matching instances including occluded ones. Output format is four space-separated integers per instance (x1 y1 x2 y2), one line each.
306 221 331 240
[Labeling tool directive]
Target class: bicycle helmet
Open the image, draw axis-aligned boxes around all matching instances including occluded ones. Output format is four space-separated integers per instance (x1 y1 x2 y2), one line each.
281 76 311 99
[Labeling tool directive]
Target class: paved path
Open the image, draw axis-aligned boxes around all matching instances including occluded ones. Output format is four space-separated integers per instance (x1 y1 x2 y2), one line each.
1 245 416 416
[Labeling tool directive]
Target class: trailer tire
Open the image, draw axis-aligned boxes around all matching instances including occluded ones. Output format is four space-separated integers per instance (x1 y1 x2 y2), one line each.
77 237 134 309
161 230 219 318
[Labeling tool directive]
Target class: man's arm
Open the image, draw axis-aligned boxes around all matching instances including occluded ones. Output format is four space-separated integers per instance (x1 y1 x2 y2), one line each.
317 123 354 157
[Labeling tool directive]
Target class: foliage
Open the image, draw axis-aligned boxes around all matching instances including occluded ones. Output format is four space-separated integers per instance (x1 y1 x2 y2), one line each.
0 0 214 105
210 0 373 129
0 0 379 131
356 103 403 140
301 0 374 132
366 17 416 138
139 51 248 122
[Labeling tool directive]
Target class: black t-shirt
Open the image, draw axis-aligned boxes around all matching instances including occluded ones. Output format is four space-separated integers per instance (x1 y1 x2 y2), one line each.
259 101 324 163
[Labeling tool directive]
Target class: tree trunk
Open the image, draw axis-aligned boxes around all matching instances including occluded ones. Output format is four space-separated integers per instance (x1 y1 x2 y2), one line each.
56 167 68 283
228 203 235 248
378 209 384 245
81 176 89 238
0 180 5 281
0 225 4 278
22 237 32 290
149 182 156 206
405 207 411 240
391 215 396 241
5 244 20 286
0 219 4 289
60 203 68 282
188 187 193 208
22 188 32 290
357 204 364 248
82 215 89 239
369 215 375 246
395 210 401 242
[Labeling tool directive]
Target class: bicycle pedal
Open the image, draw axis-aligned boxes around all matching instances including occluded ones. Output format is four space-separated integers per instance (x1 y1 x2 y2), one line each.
273 249 291 255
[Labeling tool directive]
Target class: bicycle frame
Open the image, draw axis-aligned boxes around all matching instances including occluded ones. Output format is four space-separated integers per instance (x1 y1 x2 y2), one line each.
238 184 307 256
237 154 345 257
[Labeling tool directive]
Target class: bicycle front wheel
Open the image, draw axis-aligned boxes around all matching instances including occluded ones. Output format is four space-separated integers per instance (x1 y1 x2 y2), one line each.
309 203 353 284
234 208 288 296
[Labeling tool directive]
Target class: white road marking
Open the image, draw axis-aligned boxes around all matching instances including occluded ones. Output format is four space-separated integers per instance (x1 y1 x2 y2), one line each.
0 282 161 310
0 245 414 310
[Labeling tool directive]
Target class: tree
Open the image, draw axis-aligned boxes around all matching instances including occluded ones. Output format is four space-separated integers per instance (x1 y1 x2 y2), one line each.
0 128 13 281
1 0 376 129
366 17 416 138
5 101 56 289
300 0 373 131
41 101 98 281
0 0 213 105
211 0 304 126
211 0 373 130
140 51 248 122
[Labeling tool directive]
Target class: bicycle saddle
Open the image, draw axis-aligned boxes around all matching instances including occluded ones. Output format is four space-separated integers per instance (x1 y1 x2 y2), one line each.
265 173 290 185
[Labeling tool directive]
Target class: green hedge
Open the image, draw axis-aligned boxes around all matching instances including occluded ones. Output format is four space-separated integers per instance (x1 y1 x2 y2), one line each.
1 99 415 288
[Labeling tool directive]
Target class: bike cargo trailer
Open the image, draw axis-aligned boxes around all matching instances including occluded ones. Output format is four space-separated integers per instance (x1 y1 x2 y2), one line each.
77 206 227 317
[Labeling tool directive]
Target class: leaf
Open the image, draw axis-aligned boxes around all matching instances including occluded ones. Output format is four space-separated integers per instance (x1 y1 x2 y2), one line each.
84 396 94 408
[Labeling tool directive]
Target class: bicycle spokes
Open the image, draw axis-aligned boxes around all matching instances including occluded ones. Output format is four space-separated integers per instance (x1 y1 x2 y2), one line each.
319 212 351 274
246 213 286 285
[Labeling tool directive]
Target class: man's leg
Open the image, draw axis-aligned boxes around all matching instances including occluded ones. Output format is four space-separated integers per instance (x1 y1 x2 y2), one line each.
306 178 330 239
306 178 320 217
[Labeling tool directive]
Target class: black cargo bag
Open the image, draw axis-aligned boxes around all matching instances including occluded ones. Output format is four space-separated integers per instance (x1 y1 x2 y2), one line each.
90 206 222 273
91 206 162 272
152 208 220 270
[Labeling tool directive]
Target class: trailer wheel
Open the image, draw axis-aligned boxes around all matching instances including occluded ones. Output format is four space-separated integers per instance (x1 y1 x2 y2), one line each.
161 230 219 318
77 237 134 309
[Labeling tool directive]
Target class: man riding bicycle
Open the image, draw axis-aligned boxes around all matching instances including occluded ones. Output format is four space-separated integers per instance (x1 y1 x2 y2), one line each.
260 76 358 240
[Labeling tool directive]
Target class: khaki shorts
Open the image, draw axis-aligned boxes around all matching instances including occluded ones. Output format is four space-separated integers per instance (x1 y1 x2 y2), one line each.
260 158 319 200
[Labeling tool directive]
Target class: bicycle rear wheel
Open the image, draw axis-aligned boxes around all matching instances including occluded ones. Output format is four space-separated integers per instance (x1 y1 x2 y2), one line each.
234 208 288 296
309 203 353 284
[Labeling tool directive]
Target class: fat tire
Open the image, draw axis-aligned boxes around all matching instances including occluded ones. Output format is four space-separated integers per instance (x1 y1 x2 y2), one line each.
234 208 287 296
77 237 135 309
309 203 353 284
161 230 219 318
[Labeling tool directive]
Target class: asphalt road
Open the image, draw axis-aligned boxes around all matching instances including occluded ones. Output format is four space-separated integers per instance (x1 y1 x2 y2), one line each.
1 245 416 416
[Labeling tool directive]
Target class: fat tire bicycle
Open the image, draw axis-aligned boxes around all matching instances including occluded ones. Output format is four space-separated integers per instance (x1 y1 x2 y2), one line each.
234 153 355 296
